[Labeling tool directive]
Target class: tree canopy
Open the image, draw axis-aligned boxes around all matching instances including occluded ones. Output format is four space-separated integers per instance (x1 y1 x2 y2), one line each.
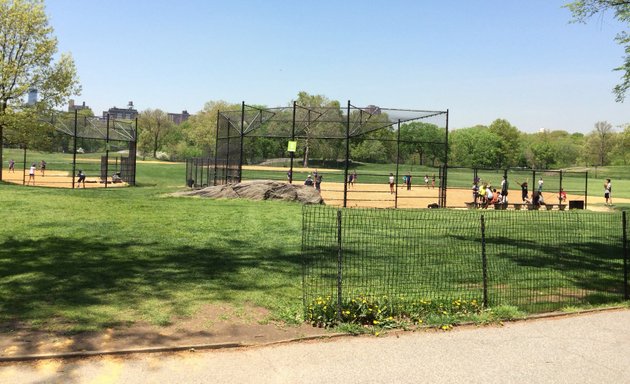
565 0 630 102
0 0 81 179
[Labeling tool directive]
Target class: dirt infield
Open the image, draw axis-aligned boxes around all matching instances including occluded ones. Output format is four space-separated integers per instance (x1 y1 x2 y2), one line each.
1 169 127 189
318 181 595 209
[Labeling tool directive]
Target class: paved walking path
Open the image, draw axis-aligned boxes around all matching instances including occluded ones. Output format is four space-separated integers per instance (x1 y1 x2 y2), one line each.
1 309 629 383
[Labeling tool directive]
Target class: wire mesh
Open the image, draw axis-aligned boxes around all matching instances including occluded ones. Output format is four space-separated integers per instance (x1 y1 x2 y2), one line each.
302 206 627 314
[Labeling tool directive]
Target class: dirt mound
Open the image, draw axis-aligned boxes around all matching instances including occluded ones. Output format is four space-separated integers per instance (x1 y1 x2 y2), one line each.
172 180 324 204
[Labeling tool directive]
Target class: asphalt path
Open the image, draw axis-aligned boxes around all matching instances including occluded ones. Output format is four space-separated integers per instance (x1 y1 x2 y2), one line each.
2 309 629 383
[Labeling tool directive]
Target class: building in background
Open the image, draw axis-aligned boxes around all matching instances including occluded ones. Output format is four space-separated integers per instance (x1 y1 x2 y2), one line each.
68 99 91 112
103 101 138 120
27 88 38 105
167 110 191 125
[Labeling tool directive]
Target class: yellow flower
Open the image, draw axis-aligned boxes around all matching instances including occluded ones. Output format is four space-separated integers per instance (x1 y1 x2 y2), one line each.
373 320 379 325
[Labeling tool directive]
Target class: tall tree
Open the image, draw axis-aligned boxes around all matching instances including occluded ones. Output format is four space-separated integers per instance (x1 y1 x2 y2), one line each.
293 91 342 167
449 126 504 168
138 109 174 159
565 0 630 101
488 118 521 167
0 0 81 180
584 120 615 165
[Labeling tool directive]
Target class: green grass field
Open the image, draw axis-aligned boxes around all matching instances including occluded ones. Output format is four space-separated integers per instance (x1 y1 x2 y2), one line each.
1 151 629 332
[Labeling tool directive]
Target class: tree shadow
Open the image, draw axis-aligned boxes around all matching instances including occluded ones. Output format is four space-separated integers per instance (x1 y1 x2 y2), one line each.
0 234 303 333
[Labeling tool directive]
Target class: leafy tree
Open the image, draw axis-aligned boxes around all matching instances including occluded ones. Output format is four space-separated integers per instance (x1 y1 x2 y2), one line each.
449 126 504 168
610 124 630 164
488 118 521 167
351 140 388 163
583 120 616 165
138 109 174 159
184 100 240 157
565 0 630 101
0 0 81 180
399 122 446 166
523 132 557 169
293 91 343 167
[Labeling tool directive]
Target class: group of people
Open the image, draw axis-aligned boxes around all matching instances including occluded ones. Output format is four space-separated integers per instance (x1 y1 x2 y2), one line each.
304 169 323 191
25 160 47 185
472 175 510 208
388 172 434 193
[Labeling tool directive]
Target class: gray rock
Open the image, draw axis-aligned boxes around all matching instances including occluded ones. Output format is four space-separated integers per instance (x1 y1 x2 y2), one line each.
172 180 324 204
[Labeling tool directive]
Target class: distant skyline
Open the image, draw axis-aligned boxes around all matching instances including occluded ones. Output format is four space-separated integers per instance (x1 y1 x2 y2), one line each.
45 0 627 133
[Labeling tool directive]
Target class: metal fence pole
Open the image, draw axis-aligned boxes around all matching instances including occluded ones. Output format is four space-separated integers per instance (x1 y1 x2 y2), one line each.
441 109 449 207
336 209 343 321
239 101 245 183
343 101 351 208
72 110 78 189
584 170 589 209
289 101 296 184
623 211 628 300
395 120 401 208
480 214 489 308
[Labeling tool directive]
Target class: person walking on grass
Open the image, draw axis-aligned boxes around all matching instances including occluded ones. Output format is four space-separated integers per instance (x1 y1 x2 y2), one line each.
605 179 612 206
27 163 36 185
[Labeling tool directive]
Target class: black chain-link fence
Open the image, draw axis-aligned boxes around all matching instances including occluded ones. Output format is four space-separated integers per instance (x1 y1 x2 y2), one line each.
302 206 628 315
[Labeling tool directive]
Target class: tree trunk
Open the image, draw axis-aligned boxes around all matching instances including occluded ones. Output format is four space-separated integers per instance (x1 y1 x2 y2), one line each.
153 132 159 159
0 100 6 181
303 138 309 168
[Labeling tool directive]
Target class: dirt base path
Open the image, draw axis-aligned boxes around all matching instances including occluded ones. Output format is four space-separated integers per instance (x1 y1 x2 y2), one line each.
317 182 608 209
1 169 127 188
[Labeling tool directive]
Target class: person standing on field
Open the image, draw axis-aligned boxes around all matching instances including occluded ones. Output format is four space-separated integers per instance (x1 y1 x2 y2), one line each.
388 173 395 194
77 169 86 188
27 163 36 185
8 159 15 173
604 179 612 205
538 177 544 192
517 180 528 202
500 175 509 202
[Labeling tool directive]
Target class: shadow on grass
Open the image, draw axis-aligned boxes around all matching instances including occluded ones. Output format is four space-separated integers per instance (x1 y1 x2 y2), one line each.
484 235 626 311
0 235 302 330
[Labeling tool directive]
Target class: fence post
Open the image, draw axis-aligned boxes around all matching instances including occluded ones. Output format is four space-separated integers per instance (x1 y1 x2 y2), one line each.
336 209 343 321
480 214 489 308
623 211 628 300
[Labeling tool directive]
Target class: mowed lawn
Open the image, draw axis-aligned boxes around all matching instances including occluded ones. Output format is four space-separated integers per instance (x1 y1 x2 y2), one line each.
0 162 305 331
1 159 628 333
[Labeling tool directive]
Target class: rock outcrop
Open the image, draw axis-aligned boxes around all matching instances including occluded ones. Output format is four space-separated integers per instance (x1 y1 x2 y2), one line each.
172 180 324 204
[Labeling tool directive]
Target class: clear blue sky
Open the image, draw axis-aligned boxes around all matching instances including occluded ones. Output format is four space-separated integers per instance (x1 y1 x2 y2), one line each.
46 0 627 133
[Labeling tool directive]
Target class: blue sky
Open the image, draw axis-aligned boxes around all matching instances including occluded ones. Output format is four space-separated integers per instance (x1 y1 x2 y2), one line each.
46 0 627 133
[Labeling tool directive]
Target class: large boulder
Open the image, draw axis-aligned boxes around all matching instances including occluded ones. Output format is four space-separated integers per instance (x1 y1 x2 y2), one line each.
172 180 324 204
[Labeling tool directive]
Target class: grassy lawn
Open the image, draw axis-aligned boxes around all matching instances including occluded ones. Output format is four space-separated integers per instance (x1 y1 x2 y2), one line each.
0 161 304 331
1 155 628 332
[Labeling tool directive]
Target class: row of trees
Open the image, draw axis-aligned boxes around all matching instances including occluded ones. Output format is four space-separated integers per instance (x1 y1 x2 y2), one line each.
1 0 628 176
134 92 629 169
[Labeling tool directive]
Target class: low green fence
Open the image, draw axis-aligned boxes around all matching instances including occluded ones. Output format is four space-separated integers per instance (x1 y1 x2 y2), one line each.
302 206 628 317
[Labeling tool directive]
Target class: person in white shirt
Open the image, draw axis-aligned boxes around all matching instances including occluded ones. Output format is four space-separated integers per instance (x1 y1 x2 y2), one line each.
388 173 395 194
604 179 612 205
27 163 36 185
